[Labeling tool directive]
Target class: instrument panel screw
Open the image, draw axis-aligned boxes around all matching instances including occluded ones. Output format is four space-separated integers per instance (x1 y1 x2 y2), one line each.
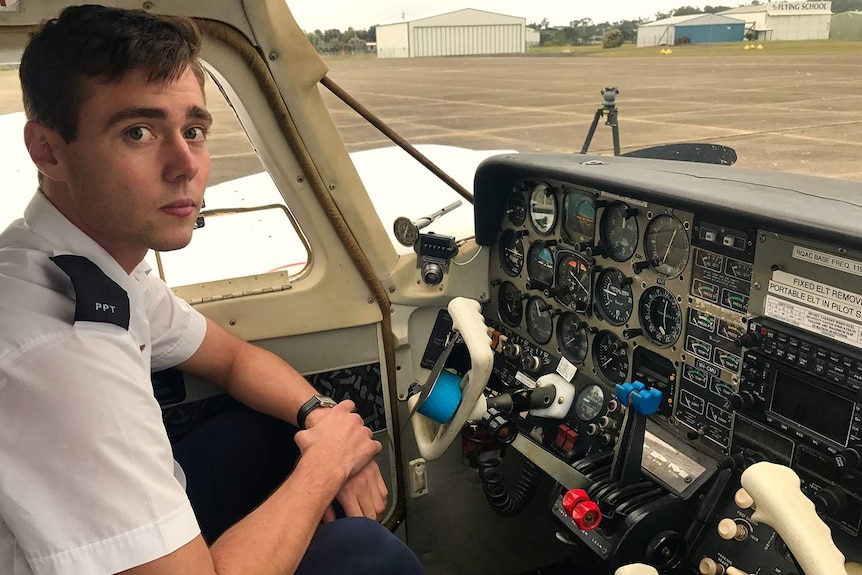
480 292 488 299
389 286 396 293
759 234 767 243
329 183 337 191
142 1 153 9
229 319 237 326
753 281 761 290
268 51 279 61
296 175 305 183
367 297 375 304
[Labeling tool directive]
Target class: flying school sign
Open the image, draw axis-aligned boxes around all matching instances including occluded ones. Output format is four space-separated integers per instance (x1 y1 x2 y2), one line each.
767 1 832 15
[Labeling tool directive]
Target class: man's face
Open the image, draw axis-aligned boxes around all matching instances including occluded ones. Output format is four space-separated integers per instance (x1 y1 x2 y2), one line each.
58 66 212 267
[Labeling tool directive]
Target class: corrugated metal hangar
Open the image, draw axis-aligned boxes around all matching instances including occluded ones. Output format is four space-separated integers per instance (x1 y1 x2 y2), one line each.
376 8 526 59
719 1 833 41
637 13 746 46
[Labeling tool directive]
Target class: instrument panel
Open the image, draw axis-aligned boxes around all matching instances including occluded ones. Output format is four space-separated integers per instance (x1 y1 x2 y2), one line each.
469 154 862 572
487 177 754 452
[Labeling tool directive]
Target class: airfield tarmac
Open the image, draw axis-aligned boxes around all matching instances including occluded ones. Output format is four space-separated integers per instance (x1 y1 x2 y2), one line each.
2 51 861 183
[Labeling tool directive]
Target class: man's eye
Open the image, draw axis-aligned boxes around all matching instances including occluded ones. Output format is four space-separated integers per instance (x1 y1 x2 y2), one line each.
184 127 207 141
127 126 153 141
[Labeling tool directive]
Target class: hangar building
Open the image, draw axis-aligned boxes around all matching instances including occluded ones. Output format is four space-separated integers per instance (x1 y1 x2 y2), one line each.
637 13 746 47
375 8 526 58
719 1 833 41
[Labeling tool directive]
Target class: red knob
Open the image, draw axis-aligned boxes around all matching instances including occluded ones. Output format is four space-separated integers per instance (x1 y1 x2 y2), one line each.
571 500 602 531
562 488 589 516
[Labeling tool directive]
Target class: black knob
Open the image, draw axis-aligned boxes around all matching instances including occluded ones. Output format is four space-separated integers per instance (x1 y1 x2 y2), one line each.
835 445 862 470
590 264 603 274
632 260 650 274
587 244 607 258
686 428 705 441
595 200 608 209
600 433 616 447
549 308 563 318
502 343 522 360
515 230 529 238
735 332 762 349
623 328 643 339
729 391 754 411
544 286 572 298
542 240 558 248
588 326 599 334
520 355 542 373
812 488 846 516
620 276 634 287
625 208 639 218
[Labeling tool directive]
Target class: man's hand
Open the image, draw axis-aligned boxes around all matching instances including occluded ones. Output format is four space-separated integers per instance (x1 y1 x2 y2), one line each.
323 460 388 523
294 400 381 483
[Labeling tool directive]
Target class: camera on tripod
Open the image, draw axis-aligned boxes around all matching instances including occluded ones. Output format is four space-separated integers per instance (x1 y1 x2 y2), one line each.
601 87 619 108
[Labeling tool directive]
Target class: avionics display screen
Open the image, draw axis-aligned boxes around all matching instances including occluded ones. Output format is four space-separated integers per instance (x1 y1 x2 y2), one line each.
770 369 854 446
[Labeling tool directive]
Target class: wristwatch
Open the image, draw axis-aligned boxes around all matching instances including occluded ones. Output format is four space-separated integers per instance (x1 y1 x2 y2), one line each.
296 394 337 429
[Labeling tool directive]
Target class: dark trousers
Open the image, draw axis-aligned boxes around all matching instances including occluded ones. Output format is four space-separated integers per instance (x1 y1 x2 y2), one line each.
172 404 425 575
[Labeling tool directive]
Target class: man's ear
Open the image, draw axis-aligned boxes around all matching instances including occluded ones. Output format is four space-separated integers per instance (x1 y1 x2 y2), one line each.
23 121 68 183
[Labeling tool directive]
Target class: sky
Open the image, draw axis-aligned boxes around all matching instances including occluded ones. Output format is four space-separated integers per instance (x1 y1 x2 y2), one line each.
287 0 705 32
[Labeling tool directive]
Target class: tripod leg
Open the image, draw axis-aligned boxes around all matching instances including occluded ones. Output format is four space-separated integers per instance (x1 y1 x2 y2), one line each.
581 109 604 154
608 109 621 156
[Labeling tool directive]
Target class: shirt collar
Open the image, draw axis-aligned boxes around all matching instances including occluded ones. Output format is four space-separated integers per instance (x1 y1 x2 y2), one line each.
23 191 152 290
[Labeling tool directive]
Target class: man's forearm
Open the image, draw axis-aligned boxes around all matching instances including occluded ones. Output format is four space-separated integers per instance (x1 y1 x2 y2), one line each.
180 318 318 426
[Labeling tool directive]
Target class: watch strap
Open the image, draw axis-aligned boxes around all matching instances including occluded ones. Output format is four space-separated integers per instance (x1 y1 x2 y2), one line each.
297 394 336 429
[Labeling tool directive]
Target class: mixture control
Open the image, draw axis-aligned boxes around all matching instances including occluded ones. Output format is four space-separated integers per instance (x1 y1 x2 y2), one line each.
561 488 602 531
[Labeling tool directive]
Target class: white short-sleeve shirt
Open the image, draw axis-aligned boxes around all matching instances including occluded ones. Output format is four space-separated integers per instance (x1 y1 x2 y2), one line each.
0 193 207 575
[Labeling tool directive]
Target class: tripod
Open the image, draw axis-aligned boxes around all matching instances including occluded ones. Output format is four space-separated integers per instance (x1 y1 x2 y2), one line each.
580 87 620 156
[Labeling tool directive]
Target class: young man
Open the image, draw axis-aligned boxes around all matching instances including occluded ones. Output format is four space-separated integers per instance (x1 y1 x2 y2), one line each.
0 5 424 575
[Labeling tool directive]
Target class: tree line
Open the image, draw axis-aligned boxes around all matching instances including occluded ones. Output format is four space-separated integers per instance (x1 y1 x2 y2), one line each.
306 0 862 54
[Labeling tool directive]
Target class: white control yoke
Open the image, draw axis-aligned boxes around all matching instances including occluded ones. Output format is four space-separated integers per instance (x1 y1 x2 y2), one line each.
740 462 848 575
615 462 856 575
409 298 493 460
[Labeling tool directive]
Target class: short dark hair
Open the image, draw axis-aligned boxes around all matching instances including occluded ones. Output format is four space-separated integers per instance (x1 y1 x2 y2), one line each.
20 4 205 143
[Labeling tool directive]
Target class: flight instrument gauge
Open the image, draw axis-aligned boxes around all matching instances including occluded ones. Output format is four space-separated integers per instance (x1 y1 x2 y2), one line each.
554 252 592 313
575 384 605 422
507 190 527 226
498 281 524 327
557 312 589 364
599 202 639 262
638 286 682 348
498 229 525 277
593 330 629 384
529 183 557 235
527 242 555 288
526 296 554 345
595 268 634 326
644 214 690 278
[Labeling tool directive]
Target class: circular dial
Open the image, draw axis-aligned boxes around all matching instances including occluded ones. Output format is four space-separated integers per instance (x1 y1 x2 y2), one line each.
393 217 419 247
498 229 525 277
526 296 554 345
596 268 634 326
498 281 524 327
554 252 592 312
638 286 683 348
527 242 555 288
575 384 605 421
593 330 629 384
507 190 527 226
557 312 589 364
529 183 557 235
644 214 690 278
599 202 639 262
562 191 596 245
